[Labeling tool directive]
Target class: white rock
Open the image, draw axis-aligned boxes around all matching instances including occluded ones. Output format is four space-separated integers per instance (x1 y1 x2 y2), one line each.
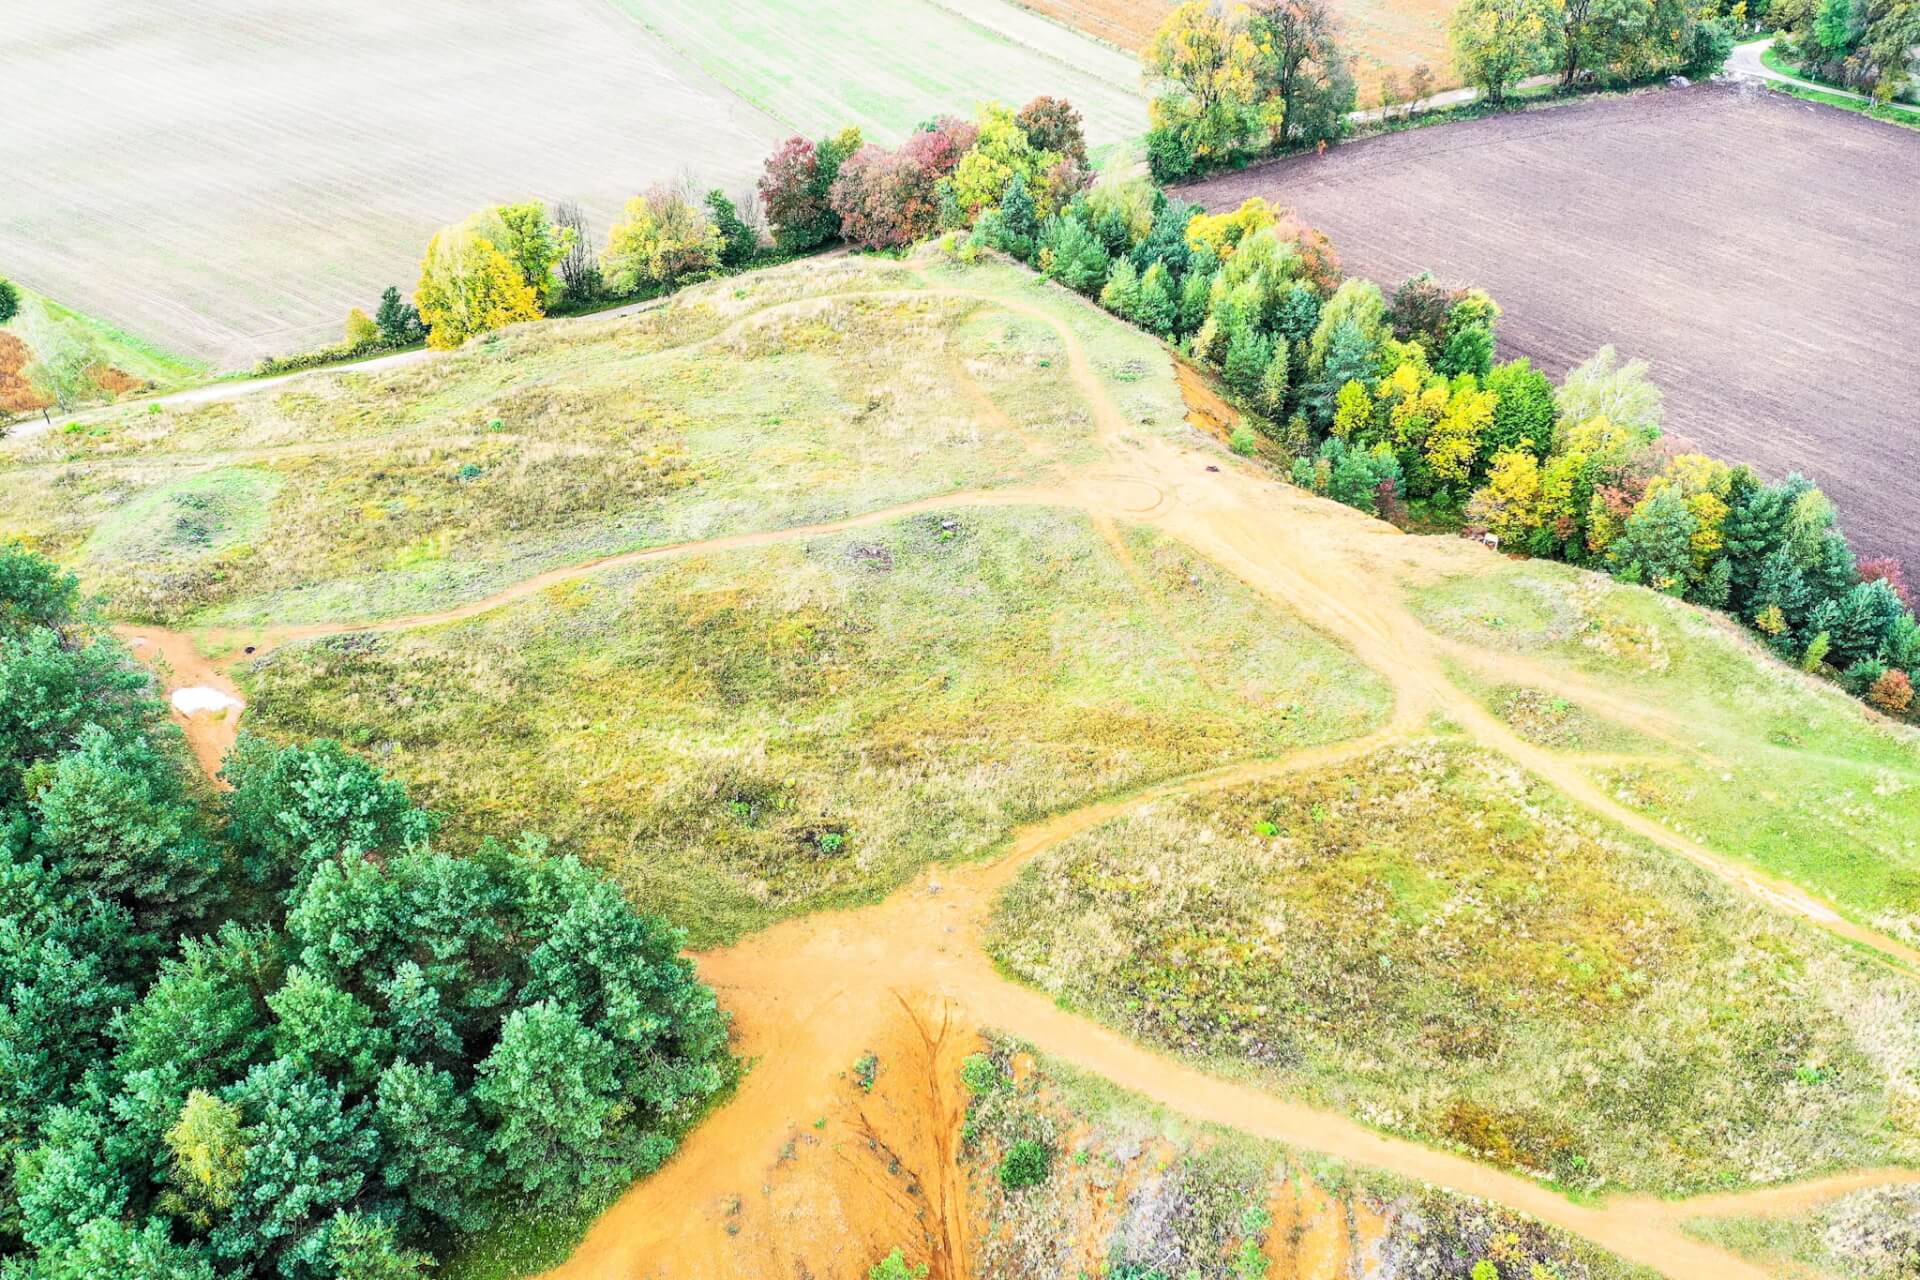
171 686 244 717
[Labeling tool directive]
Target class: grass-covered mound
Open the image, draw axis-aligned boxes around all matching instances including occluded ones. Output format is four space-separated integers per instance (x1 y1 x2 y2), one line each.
989 739 1920 1194
1413 561 1920 945
0 259 1186 628
240 506 1389 943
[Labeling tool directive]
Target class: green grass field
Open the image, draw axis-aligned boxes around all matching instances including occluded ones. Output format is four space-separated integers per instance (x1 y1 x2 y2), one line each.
1412 561 1920 947
239 505 1389 943
990 738 1920 1194
601 0 1148 146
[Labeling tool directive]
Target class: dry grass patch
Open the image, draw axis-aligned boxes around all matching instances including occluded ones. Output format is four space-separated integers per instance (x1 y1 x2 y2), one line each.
1 260 1166 627
959 1034 1656 1280
1681 1184 1920 1280
238 506 1388 943
990 739 1920 1194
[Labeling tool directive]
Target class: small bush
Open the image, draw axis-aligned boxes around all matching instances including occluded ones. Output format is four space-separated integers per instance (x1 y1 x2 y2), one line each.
869 1248 928 1280
1229 426 1257 456
960 1052 1004 1095
997 1138 1052 1190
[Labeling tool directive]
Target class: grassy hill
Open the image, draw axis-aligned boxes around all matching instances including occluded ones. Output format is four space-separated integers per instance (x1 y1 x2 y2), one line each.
8 249 1920 1279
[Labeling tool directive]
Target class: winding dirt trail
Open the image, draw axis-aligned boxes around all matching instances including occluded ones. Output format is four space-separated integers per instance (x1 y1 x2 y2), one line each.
120 262 1920 1278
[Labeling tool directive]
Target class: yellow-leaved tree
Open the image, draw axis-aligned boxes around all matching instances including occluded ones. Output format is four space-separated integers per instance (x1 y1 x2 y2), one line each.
1424 375 1497 489
1467 447 1545 543
160 1090 249 1229
602 187 723 294
415 216 542 351
948 103 1056 220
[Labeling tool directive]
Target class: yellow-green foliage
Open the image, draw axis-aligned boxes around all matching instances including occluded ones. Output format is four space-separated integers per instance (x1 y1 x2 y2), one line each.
991 740 1920 1193
344 307 379 348
949 103 1054 218
162 1090 248 1225
239 507 1388 943
415 219 542 350
1412 561 1920 943
602 188 722 293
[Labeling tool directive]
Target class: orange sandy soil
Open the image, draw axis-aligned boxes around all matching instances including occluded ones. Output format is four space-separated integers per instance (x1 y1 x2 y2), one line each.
1009 0 1460 96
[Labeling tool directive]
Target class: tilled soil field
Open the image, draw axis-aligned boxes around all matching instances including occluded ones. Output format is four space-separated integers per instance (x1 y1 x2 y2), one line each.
1178 84 1920 565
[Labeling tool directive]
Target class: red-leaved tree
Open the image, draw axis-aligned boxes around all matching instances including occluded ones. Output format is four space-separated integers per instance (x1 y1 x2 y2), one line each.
1859 557 1914 611
829 120 975 250
758 136 843 253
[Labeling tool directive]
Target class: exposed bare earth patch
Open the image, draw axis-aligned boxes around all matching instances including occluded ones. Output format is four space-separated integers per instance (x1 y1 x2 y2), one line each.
1176 84 1920 565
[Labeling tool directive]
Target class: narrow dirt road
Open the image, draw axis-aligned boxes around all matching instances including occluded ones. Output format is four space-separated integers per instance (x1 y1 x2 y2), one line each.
121 260 1920 1279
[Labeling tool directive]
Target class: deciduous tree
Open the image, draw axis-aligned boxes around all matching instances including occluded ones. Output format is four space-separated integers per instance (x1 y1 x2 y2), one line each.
414 223 542 351
1451 0 1559 102
602 186 723 293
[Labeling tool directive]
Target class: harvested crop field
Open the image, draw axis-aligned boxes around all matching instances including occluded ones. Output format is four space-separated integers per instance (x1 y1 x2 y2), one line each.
0 0 1141 371
1010 0 1459 92
2 0 778 369
1178 84 1920 564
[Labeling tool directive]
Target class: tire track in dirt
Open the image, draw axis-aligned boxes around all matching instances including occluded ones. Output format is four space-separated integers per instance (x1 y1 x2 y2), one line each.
117 257 1920 1277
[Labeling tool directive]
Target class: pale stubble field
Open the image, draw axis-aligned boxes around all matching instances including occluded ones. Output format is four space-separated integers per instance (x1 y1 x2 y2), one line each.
3 0 784 368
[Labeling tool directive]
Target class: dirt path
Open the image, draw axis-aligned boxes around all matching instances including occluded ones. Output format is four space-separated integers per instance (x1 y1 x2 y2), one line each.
120 260 1920 1278
1727 37 1920 115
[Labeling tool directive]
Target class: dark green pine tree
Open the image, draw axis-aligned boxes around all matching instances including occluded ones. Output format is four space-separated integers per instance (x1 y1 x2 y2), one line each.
1721 478 1790 614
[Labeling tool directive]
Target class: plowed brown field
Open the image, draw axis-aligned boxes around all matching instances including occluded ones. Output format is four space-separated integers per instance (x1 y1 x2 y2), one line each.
1176 83 1920 565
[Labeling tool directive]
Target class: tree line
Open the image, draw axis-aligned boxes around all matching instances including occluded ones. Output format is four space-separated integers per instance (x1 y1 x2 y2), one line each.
284 83 1914 726
1768 0 1919 102
0 547 731 1279
1139 0 1735 184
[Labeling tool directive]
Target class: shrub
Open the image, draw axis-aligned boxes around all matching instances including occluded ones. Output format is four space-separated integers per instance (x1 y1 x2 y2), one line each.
960 1053 1004 1094
0 277 18 325
869 1248 929 1280
344 308 379 349
997 1138 1052 1189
